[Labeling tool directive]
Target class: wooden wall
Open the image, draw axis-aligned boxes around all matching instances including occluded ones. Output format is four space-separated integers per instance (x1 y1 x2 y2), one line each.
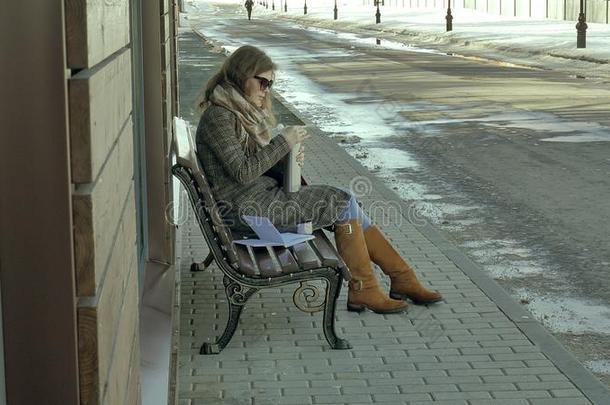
64 0 178 403
65 0 144 403
143 0 177 265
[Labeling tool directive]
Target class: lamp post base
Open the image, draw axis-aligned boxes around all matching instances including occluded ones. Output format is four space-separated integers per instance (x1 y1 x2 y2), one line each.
576 13 588 49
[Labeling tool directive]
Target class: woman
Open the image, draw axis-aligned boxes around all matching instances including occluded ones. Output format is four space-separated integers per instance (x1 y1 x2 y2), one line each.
195 45 442 314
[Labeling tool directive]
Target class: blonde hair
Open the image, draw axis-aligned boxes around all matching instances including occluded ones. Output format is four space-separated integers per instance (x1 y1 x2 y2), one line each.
198 45 278 127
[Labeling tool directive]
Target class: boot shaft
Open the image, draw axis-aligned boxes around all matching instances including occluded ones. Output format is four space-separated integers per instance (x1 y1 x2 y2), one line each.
333 220 378 288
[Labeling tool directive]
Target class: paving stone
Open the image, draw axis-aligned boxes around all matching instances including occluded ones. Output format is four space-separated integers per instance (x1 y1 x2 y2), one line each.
537 374 570 382
341 385 400 394
283 387 340 396
492 390 552 399
481 375 541 384
376 393 432 402
528 399 592 405
397 384 459 393
516 381 576 391
252 381 308 389
432 391 493 400
415 361 472 370
468 400 529 405
550 388 587 397
314 394 373 403
447 368 504 377
424 376 482 384
310 379 367 388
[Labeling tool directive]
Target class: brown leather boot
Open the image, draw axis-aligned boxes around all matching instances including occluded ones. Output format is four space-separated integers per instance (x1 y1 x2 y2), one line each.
363 224 443 305
334 219 408 314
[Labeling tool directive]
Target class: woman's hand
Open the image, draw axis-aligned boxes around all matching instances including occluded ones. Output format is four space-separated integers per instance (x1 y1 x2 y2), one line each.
282 125 310 148
296 143 305 168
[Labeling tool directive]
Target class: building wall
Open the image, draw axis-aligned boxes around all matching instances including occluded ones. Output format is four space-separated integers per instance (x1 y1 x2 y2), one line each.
64 0 141 403
65 0 177 403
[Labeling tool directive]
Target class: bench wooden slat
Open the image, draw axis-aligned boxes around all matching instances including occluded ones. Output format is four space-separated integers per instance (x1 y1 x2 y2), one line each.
272 246 300 274
233 244 257 277
253 246 281 277
290 242 320 270
309 230 340 267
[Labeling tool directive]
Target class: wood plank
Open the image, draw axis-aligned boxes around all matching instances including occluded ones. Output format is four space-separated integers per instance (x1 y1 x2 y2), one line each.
162 70 172 117
102 260 139 405
273 247 299 274
253 247 281 277
123 335 142 405
69 49 132 183
65 0 130 68
161 12 171 43
170 34 179 117
234 244 257 276
73 122 135 296
162 59 173 145
290 242 320 270
77 186 137 405
309 233 340 267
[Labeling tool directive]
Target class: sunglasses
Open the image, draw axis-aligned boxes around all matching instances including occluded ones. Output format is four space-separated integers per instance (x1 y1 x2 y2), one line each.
254 75 274 91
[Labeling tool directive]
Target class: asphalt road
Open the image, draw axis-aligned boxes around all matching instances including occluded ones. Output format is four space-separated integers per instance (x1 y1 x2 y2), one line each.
187 2 610 386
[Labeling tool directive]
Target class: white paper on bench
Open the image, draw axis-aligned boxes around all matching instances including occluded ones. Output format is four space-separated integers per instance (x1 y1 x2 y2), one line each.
232 215 315 248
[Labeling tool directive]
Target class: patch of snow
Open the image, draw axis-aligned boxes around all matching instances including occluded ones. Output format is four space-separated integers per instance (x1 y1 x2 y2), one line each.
516 289 610 335
584 359 610 375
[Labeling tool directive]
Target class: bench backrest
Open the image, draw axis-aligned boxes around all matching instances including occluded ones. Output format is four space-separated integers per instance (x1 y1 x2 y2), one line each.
173 117 240 268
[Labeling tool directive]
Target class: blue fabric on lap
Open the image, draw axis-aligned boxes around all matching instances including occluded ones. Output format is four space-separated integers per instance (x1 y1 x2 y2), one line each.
335 187 372 230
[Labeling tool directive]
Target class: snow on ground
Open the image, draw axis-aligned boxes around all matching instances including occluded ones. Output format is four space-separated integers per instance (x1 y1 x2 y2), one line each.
191 0 610 66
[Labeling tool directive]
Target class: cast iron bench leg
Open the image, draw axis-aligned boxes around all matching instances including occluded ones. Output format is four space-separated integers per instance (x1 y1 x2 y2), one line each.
322 272 352 350
191 251 214 272
200 277 257 355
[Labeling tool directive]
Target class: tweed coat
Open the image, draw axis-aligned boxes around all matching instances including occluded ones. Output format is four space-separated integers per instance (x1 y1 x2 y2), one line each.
195 104 352 234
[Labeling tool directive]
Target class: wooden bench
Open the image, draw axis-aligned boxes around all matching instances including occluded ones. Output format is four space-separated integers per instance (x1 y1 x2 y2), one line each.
171 118 352 354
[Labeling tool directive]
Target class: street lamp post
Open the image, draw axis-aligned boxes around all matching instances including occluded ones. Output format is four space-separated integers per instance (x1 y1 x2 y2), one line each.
446 0 453 31
375 0 381 23
576 0 588 48
334 0 338 19
304 0 307 13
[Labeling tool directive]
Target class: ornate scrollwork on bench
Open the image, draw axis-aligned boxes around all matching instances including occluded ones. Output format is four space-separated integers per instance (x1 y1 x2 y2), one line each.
293 281 325 313
224 277 257 306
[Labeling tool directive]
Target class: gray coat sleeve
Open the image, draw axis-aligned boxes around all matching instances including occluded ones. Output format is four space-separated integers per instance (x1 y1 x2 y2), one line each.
202 107 292 185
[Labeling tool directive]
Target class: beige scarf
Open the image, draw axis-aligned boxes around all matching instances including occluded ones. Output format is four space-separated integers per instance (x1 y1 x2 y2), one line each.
207 83 272 155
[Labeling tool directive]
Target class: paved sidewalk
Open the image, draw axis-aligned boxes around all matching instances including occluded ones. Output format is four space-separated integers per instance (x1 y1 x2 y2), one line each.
175 30 610 404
